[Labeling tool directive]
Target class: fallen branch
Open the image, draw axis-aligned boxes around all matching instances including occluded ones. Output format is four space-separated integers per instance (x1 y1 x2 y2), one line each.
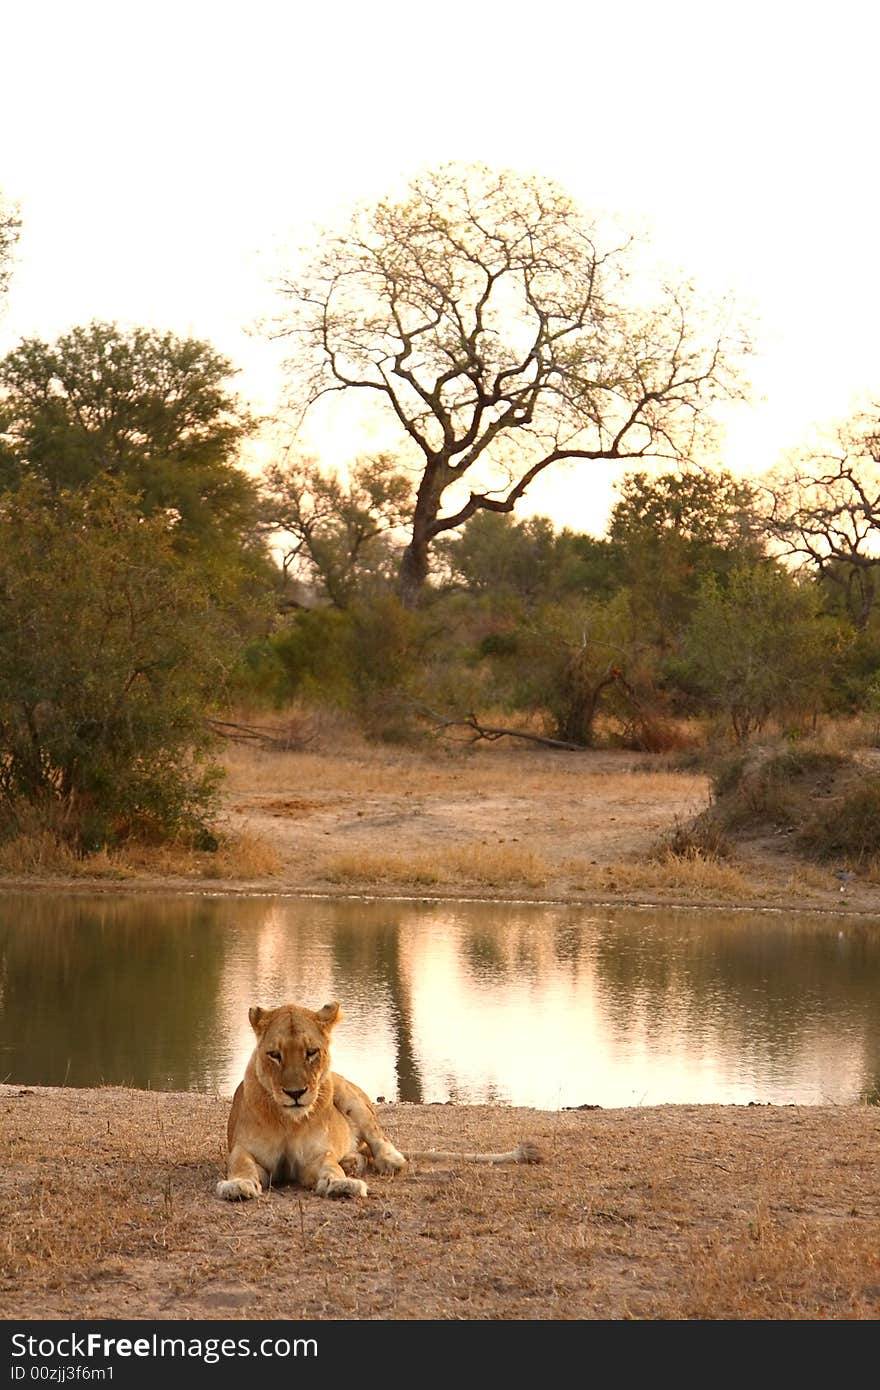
411 703 587 751
205 718 313 751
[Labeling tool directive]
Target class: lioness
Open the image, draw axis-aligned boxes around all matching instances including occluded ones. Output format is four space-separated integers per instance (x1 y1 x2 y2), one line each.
218 1000 542 1201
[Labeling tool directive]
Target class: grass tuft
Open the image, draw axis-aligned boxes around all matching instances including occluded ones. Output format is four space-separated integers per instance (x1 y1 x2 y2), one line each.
565 853 753 899
321 843 549 889
0 827 280 882
653 812 732 862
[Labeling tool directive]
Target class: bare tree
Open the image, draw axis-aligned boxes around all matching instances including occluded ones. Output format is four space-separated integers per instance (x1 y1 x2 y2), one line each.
260 452 411 607
0 193 20 303
272 164 751 606
765 406 880 628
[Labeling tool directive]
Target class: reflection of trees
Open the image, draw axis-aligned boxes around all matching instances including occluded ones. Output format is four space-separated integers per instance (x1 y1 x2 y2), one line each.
325 902 589 1102
593 910 880 1095
0 893 251 1088
847 930 880 1105
461 906 588 981
552 921 589 968
329 909 423 1102
462 929 507 979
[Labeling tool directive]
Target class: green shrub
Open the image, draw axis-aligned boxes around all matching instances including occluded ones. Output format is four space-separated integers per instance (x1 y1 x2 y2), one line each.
0 482 234 850
250 596 432 734
684 565 847 741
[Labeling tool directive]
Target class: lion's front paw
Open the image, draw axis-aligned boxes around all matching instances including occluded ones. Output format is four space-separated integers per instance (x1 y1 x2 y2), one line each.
340 1151 367 1177
372 1143 407 1175
217 1177 261 1201
317 1176 368 1199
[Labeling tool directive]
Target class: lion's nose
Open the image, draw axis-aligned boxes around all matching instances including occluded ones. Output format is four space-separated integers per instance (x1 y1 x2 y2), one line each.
283 1087 307 1101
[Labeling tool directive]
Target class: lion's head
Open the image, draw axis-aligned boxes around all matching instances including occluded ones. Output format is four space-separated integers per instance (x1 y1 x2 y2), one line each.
247 1000 341 1116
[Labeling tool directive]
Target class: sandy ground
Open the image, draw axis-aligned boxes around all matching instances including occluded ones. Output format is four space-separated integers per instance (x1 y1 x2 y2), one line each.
1 1085 879 1321
2 744 879 1322
208 743 879 912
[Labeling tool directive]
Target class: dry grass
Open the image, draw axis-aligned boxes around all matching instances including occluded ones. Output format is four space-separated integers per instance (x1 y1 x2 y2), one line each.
120 830 283 881
781 863 838 894
0 832 129 879
320 851 443 888
0 828 281 883
563 853 754 899
320 843 550 889
2 1085 878 1320
796 715 880 754
220 738 709 802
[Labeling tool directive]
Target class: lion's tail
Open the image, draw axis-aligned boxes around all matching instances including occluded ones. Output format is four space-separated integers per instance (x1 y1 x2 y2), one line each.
402 1140 545 1166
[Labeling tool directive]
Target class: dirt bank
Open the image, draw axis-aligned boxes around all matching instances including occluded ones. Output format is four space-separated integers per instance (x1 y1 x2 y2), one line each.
1 1085 878 1320
2 744 879 914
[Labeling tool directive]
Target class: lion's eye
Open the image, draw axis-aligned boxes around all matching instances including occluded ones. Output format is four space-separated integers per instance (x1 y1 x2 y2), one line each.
267 1050 282 1063
306 1048 319 1062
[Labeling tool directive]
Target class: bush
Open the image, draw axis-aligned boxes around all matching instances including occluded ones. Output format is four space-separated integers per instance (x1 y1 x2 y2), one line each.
709 748 847 828
710 752 750 799
653 812 732 861
267 608 356 707
799 778 880 863
248 596 433 737
684 565 848 741
0 483 237 850
613 713 699 753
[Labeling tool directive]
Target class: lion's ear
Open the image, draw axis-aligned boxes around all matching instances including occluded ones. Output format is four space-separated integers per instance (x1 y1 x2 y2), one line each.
316 1001 342 1029
248 1006 268 1034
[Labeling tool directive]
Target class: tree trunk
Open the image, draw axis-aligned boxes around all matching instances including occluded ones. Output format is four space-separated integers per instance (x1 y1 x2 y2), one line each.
557 666 622 747
398 538 430 609
848 568 874 631
397 467 446 608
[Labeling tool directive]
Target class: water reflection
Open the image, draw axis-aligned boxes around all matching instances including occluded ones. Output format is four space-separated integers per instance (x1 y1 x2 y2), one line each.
0 893 878 1106
329 918 423 1101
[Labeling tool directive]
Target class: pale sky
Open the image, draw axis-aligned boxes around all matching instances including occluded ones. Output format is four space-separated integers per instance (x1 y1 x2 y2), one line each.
1 0 878 534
